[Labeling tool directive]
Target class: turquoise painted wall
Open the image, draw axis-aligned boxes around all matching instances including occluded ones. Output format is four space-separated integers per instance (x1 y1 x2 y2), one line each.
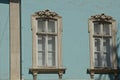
21 0 120 80
1 0 120 80
0 2 9 80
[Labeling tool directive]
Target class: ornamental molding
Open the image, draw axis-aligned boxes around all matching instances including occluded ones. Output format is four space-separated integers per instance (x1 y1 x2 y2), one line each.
34 9 59 18
90 13 113 21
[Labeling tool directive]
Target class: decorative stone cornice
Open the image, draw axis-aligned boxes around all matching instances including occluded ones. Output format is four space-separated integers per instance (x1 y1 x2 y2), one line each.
90 13 113 21
34 9 58 18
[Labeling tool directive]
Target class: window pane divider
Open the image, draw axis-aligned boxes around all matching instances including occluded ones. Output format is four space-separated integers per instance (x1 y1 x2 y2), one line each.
93 35 112 38
36 33 57 36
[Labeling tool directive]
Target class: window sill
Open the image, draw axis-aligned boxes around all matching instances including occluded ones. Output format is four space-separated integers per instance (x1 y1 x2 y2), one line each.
36 32 57 36
87 68 120 74
29 67 66 74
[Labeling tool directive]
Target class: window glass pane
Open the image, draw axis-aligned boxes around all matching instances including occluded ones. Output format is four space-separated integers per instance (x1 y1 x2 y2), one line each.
103 38 110 52
38 36 45 51
94 52 98 67
48 36 56 66
48 53 55 66
38 52 45 66
38 19 45 32
94 22 100 35
48 36 55 52
48 53 52 66
94 38 112 68
48 20 56 33
103 38 111 67
38 36 45 66
94 52 101 67
102 53 107 67
94 38 100 51
102 52 112 67
103 23 110 35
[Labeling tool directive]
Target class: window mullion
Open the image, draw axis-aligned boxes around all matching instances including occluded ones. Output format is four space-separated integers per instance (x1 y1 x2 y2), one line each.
101 24 104 67
55 21 57 67
110 24 112 36
55 35 57 67
94 38 97 67
108 25 113 68
45 20 48 67
101 38 104 67
110 38 112 68
45 35 48 67
55 21 57 34
101 23 103 36
37 35 39 66
55 21 58 66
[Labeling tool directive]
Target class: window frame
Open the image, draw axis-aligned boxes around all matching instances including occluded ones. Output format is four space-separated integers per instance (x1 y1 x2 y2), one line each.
93 22 112 68
36 19 58 67
88 14 117 70
31 10 63 69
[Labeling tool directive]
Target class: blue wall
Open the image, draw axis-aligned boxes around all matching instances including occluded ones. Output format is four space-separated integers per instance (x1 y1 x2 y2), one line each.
21 0 120 80
1 0 120 80
0 2 9 80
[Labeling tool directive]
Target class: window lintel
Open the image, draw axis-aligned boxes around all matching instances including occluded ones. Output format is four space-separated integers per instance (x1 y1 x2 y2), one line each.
93 21 112 24
36 17 58 21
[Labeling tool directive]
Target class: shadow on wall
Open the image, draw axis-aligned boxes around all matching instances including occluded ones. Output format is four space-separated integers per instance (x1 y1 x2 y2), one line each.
97 74 114 80
96 72 116 80
117 22 120 69
116 22 120 80
0 0 9 4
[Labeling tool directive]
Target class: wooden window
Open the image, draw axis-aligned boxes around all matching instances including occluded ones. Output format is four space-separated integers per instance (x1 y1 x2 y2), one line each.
37 19 57 67
93 22 112 68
